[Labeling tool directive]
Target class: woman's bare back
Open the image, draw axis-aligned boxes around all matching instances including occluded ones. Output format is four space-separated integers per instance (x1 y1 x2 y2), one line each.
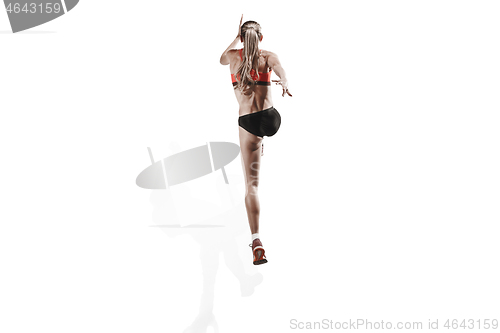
229 49 274 116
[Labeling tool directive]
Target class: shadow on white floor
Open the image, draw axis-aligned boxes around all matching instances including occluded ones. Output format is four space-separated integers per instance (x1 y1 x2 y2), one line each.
145 143 263 333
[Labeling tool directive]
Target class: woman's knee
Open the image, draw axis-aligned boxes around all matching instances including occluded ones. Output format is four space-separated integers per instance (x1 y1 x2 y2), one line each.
252 141 263 152
246 183 259 196
242 136 262 151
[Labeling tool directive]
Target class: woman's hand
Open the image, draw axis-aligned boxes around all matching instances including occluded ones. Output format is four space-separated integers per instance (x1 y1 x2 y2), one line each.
237 14 243 38
272 79 292 97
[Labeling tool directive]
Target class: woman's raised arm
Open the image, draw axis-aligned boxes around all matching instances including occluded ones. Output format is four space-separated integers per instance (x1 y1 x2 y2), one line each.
220 15 243 65
220 37 240 65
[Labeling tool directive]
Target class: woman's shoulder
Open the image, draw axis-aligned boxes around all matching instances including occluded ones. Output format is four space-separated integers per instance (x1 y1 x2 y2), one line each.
260 50 277 69
228 49 242 61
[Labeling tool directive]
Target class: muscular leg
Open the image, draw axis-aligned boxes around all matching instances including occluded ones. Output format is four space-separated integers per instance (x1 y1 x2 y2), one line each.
239 126 263 234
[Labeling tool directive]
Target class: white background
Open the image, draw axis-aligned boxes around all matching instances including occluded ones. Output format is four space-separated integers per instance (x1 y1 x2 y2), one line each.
1 1 499 332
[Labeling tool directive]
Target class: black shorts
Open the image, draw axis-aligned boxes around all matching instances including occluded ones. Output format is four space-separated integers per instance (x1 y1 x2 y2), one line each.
238 107 281 138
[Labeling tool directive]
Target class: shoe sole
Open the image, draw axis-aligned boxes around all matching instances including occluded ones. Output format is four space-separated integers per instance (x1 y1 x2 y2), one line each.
253 259 268 265
253 249 267 265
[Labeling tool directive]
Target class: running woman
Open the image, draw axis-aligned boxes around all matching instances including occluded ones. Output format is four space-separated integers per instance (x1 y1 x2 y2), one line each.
220 15 292 265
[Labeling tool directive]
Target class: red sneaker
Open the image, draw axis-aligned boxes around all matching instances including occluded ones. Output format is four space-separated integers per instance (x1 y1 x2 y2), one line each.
249 238 267 265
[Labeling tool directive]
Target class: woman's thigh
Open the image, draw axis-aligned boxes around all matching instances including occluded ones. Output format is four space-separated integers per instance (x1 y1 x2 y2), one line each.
239 127 263 189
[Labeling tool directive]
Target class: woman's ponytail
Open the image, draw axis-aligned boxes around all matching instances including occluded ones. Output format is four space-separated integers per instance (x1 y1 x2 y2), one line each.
235 21 262 91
